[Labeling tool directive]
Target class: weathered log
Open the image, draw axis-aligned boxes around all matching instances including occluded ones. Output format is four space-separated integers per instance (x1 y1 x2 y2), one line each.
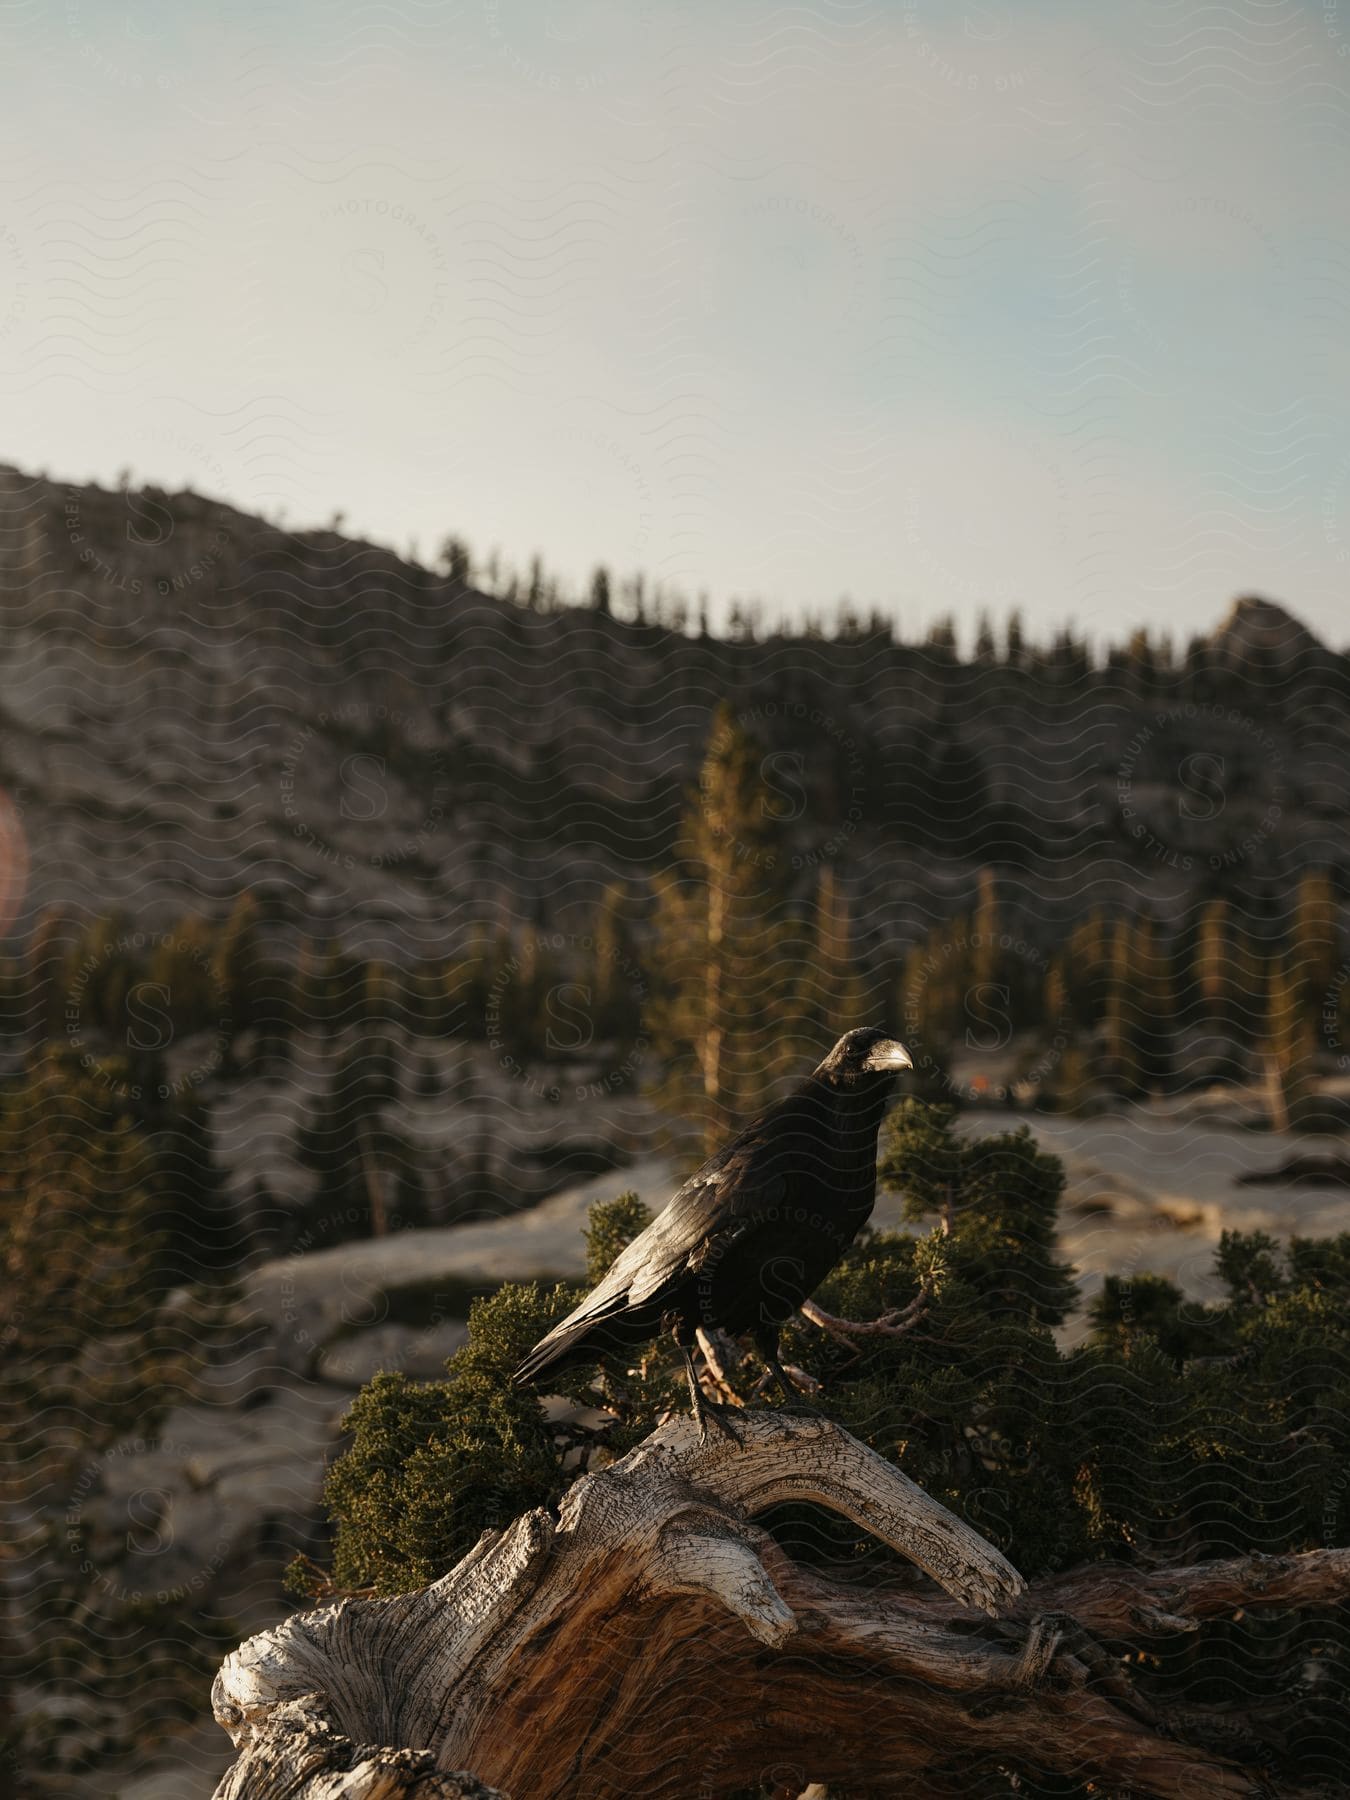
212 1696 507 1800
212 1411 1346 1799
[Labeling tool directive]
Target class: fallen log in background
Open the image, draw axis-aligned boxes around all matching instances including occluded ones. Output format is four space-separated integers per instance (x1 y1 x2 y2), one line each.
211 1412 1350 1799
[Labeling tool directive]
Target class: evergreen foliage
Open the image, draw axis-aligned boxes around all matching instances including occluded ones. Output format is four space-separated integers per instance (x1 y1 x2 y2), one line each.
0 1051 236 1771
646 702 806 1150
312 1100 1350 1710
0 845 1341 1182
319 1280 581 1593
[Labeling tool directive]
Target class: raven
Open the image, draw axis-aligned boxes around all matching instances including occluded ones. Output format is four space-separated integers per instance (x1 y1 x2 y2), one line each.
513 1026 913 1438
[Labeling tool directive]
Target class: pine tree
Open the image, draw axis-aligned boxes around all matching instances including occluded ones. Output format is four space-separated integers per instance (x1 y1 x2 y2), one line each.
291 933 332 1038
1183 634 1212 701
294 1037 419 1243
1 1051 163 1377
440 536 472 589
924 616 957 658
589 566 612 616
1 1050 236 1771
646 703 803 1150
1194 897 1233 1016
805 863 870 1040
1265 954 1317 1128
1005 610 1025 668
213 889 263 1035
970 868 1004 993
363 959 395 1032
1065 909 1111 1028
1126 627 1157 695
1290 870 1339 1014
526 555 544 610
587 883 644 1056
1038 956 1099 1110
1191 897 1262 1048
1134 912 1174 1089
74 912 134 1040
1101 917 1146 1098
1043 956 1069 1032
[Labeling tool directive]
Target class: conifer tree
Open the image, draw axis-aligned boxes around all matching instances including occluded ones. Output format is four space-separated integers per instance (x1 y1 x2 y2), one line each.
1043 955 1069 1032
526 554 544 610
72 912 132 1040
1290 869 1339 1013
1 1050 234 1772
646 703 802 1150
213 889 263 1035
150 912 222 1037
924 616 957 658
1194 896 1233 1016
1065 909 1111 1028
587 882 644 1056
1 1051 164 1382
1101 917 1146 1097
291 933 331 1037
970 867 1004 994
1183 633 1213 700
1192 897 1261 1047
440 537 472 590
363 958 395 1032
1265 954 1317 1128
805 862 869 1040
1131 911 1174 1088
445 921 494 1039
294 1037 420 1243
1125 627 1156 695
1004 609 1025 667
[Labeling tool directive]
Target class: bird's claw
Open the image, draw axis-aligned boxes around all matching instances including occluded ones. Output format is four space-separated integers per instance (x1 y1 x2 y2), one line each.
696 1396 746 1445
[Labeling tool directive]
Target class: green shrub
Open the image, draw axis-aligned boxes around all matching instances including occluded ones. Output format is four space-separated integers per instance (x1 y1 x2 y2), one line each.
300 1101 1350 1778
309 1104 1350 1787
315 1105 1350 1596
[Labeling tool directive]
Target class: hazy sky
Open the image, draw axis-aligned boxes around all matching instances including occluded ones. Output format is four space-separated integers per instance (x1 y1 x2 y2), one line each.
2 0 1349 644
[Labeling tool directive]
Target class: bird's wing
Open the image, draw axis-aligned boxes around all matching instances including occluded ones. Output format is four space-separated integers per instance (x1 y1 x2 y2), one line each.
532 1111 793 1341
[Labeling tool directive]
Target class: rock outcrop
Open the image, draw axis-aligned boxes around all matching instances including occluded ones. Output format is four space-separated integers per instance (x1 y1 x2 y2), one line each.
0 464 1344 964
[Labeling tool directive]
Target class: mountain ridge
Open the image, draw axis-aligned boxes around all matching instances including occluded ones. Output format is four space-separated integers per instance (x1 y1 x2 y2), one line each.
0 462 1345 959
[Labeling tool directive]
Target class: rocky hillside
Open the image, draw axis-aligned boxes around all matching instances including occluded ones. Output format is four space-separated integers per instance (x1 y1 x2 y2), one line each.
0 464 1346 963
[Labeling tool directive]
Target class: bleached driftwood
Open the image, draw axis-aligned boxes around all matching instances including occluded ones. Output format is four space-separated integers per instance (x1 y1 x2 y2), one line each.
212 1411 1350 1799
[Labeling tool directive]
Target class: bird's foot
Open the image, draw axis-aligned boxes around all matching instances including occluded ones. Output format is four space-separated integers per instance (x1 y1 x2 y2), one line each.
694 1393 746 1445
760 1357 823 1413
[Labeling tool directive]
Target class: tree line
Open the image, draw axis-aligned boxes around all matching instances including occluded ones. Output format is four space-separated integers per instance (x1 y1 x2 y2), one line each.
1 710 1344 1174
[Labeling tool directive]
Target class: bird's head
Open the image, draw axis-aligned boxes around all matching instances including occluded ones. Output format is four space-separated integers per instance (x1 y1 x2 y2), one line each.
816 1026 913 1090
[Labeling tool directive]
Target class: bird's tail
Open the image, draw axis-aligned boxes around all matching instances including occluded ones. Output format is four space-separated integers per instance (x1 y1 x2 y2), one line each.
512 1318 596 1388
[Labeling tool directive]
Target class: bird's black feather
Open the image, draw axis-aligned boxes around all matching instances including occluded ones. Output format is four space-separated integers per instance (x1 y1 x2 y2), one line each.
512 1027 911 1399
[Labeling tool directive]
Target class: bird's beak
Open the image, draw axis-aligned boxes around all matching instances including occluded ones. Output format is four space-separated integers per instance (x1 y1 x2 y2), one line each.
862 1038 913 1073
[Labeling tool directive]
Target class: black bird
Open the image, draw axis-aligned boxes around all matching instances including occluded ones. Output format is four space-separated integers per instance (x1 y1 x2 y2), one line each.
513 1027 913 1438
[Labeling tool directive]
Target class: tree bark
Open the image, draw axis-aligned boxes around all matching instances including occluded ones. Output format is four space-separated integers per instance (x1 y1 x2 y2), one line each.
212 1412 1348 1799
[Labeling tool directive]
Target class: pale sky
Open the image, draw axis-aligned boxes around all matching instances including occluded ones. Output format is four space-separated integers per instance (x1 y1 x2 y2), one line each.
2 0 1349 644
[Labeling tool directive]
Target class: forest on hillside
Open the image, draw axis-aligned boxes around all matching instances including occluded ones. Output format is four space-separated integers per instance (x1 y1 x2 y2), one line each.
4 469 1350 1793
0 466 1346 963
1 701 1347 1278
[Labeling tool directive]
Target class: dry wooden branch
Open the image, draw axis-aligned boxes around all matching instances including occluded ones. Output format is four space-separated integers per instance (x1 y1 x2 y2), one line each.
695 1324 746 1403
212 1696 506 1800
800 1277 934 1344
211 1411 1341 1800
